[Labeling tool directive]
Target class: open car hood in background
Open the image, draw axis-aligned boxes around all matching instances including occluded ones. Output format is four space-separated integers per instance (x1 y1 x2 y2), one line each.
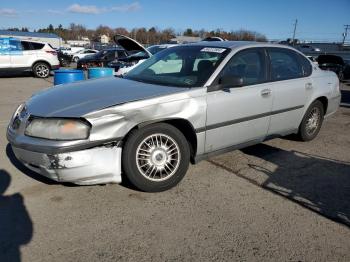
113 34 152 57
318 55 345 66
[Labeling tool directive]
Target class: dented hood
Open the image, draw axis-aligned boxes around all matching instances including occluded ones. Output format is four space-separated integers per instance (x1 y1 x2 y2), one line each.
113 34 152 56
26 77 184 117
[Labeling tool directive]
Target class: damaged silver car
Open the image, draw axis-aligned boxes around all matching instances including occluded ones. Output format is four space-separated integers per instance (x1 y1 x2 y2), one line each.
7 41 341 192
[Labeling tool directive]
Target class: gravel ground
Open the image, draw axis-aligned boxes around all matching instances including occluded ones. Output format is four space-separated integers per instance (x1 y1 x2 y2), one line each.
0 75 349 262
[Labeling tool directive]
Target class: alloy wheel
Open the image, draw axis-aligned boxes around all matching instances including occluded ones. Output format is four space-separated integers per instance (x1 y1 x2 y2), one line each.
136 133 181 182
305 107 321 136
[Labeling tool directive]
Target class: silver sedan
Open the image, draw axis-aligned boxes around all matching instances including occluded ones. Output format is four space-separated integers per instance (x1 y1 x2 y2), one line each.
7 41 341 192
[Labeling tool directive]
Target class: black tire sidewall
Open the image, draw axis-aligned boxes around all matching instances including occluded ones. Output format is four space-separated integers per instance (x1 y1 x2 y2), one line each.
299 100 324 141
33 62 50 78
122 123 190 192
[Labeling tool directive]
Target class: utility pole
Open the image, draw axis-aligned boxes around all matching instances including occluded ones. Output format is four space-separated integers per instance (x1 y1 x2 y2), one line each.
292 19 298 46
343 24 350 44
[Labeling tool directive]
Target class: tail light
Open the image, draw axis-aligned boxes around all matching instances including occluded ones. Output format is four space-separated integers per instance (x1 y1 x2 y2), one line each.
46 50 57 56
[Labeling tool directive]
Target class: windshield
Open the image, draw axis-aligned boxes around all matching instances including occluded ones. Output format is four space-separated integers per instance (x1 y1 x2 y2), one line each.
124 46 229 87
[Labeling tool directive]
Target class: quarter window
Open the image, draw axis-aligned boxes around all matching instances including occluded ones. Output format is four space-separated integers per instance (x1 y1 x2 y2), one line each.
30 42 44 50
297 53 312 77
218 48 267 86
268 48 304 81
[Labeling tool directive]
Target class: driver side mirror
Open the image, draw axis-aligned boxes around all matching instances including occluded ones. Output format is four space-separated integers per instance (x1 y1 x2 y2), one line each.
208 75 244 92
219 75 244 88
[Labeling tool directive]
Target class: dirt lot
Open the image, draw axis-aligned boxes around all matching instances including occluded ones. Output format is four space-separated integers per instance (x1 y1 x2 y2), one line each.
0 75 349 262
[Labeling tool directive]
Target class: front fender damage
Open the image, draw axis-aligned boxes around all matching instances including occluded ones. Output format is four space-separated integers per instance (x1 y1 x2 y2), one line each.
84 92 207 146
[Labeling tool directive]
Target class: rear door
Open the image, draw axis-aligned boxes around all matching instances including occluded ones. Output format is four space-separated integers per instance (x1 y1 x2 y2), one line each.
266 47 313 135
205 48 273 152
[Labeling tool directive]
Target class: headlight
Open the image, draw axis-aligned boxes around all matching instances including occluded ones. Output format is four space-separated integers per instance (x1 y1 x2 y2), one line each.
25 118 90 140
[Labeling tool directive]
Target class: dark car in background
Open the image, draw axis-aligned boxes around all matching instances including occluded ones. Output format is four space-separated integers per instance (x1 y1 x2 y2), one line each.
317 55 349 81
77 48 127 69
57 51 72 67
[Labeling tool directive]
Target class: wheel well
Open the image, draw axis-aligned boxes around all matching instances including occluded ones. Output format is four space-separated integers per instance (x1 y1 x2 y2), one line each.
123 119 198 163
32 60 51 70
316 96 328 114
163 119 197 162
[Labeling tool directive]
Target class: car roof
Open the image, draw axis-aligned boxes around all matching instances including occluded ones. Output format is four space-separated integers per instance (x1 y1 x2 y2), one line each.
187 41 295 51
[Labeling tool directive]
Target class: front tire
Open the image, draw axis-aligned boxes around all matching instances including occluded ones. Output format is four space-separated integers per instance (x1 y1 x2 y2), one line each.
73 57 79 63
298 100 324 141
33 62 50 78
122 123 190 192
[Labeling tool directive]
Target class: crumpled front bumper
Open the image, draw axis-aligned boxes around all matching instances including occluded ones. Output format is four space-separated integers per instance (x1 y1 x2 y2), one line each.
11 145 122 185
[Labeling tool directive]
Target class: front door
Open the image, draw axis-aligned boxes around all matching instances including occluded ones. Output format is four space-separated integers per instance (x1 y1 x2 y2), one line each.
205 48 273 152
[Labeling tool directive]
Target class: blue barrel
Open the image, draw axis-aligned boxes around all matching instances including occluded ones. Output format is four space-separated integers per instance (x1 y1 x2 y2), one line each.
54 69 85 85
88 67 114 79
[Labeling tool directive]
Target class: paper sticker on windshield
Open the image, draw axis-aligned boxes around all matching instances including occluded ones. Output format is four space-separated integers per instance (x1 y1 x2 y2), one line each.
201 47 226 53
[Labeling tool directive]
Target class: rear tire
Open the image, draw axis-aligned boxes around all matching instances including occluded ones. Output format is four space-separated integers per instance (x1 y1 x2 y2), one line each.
33 62 50 78
122 123 190 192
73 57 79 63
298 100 324 141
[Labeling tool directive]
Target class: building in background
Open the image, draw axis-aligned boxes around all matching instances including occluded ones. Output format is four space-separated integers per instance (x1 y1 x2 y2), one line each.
100 35 110 44
0 30 62 48
66 39 90 47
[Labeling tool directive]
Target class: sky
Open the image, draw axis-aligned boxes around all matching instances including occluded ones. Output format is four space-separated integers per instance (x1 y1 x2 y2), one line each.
0 0 349 41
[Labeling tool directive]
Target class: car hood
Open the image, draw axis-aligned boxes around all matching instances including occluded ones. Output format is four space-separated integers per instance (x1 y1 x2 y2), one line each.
114 34 152 57
26 77 186 117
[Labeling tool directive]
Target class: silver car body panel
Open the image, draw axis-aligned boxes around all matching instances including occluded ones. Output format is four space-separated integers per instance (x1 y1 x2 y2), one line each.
7 41 341 185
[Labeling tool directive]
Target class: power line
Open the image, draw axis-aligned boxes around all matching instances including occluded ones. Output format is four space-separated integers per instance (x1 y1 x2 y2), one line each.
291 19 298 46
343 24 350 44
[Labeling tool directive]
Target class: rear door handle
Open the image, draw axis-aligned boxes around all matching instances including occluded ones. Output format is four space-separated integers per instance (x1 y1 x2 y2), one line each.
305 82 313 90
261 89 271 97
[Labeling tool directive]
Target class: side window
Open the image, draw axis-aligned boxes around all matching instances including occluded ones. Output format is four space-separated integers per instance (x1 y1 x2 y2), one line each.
30 42 44 50
268 48 304 81
105 51 115 59
218 48 267 86
297 54 312 77
21 41 32 50
117 50 127 58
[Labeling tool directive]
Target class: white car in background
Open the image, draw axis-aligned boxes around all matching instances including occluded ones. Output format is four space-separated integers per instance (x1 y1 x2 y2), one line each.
0 38 60 78
60 47 85 56
72 49 99 62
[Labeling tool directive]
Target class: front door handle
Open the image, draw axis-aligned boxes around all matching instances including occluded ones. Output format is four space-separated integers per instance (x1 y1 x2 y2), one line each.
261 89 271 97
305 82 313 90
